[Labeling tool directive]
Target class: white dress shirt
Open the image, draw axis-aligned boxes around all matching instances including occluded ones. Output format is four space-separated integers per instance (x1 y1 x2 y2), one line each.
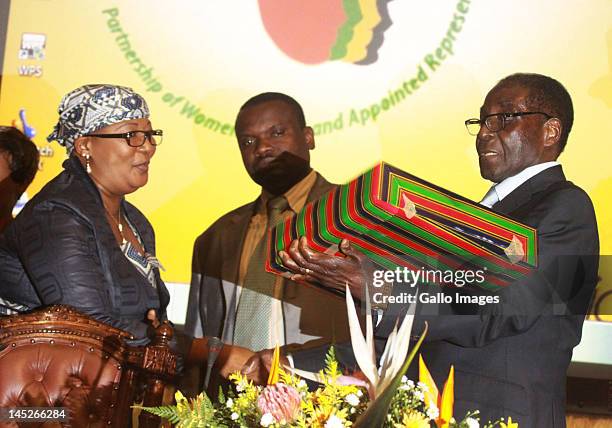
480 161 560 207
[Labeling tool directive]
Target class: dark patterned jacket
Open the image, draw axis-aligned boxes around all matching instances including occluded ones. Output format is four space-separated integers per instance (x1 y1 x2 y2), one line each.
0 155 169 341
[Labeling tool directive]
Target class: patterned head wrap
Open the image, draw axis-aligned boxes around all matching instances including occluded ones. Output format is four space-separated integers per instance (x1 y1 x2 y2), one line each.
47 84 149 153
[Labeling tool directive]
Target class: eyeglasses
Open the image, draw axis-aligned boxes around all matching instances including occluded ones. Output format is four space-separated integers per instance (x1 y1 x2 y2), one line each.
465 112 552 136
85 129 164 147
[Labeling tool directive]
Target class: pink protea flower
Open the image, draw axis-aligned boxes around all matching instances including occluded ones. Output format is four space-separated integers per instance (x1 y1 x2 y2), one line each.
257 383 301 423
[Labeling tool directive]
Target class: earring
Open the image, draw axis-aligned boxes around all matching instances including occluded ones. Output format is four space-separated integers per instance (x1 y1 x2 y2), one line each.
85 153 92 174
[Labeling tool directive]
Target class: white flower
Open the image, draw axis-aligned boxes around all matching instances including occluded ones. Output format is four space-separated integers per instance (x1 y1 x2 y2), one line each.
426 404 439 420
399 384 410 391
356 390 363 397
226 398 233 408
298 379 307 388
401 375 408 383
345 393 360 407
324 414 345 428
260 412 275 427
465 417 480 428
231 412 239 421
406 379 415 388
417 381 429 392
414 390 425 402
236 380 247 392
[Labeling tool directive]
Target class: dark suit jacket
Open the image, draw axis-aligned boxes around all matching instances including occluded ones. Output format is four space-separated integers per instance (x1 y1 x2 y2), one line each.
184 172 349 349
381 165 599 427
0 155 169 342
293 166 599 427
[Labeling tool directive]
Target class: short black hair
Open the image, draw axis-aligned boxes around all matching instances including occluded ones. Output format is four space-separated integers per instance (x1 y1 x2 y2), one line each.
497 73 574 153
0 126 39 185
236 92 306 129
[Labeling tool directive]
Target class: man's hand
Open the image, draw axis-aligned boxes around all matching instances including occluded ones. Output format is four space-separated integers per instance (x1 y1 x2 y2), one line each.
218 345 256 378
241 348 290 385
187 338 255 379
279 237 375 301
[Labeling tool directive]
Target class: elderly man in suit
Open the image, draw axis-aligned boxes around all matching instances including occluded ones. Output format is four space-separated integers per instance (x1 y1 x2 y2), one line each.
246 73 599 427
183 92 349 392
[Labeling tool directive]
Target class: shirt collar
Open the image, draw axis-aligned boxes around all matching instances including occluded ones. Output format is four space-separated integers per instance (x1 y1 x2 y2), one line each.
492 161 559 203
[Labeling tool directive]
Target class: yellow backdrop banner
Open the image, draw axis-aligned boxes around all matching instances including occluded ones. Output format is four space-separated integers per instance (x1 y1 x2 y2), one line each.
1 1 611 319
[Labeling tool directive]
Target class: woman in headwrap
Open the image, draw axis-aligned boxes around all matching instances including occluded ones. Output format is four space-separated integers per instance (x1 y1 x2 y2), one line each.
0 84 168 342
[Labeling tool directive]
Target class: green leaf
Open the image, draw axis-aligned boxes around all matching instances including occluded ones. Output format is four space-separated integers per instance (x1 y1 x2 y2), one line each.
324 345 341 378
353 322 428 428
218 386 226 404
133 404 181 424
325 345 337 369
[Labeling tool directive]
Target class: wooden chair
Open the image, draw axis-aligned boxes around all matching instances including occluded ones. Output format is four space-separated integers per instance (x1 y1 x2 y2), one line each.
0 305 177 427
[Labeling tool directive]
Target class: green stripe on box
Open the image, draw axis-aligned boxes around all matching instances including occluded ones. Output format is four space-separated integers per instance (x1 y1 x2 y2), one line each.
386 172 537 265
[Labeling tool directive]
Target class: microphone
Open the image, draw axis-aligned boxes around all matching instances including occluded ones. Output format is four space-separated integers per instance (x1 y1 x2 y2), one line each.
204 336 224 390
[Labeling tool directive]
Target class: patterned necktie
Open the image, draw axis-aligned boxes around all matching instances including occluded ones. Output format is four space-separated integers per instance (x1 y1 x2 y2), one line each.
233 195 289 351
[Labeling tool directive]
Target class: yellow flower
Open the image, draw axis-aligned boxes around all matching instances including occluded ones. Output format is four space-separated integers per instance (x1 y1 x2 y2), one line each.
418 355 439 409
174 390 187 403
501 416 518 428
419 356 454 428
438 365 454 428
394 411 430 428
174 390 189 414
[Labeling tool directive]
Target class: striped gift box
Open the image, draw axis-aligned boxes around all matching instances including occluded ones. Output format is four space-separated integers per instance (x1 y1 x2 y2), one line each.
266 162 537 291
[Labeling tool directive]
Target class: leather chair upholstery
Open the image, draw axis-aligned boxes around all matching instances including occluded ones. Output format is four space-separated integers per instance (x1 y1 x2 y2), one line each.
0 306 177 427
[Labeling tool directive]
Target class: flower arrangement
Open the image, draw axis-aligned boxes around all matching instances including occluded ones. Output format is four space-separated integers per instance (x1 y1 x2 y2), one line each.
138 287 519 427
225 347 368 427
137 347 516 428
